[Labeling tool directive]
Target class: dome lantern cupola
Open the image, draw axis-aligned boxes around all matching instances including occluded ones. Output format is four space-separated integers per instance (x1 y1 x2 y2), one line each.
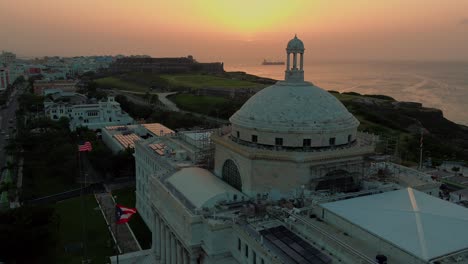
229 35 360 150
285 34 305 82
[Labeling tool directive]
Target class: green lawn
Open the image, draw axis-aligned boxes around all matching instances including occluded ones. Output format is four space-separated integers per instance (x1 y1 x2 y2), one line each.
169 93 233 117
95 77 149 92
114 187 152 249
160 73 261 89
54 195 114 264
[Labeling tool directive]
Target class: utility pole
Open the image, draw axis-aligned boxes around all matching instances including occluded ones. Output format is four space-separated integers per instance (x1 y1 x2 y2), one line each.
419 129 424 170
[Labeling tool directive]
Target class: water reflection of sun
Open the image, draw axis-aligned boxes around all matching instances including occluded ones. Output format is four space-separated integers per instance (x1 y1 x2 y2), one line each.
195 0 313 33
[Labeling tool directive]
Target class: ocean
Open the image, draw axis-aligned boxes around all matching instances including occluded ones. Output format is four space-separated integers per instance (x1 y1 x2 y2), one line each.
225 61 468 126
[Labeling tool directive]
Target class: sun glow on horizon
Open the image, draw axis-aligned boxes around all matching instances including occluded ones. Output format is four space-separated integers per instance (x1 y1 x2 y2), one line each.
194 0 318 33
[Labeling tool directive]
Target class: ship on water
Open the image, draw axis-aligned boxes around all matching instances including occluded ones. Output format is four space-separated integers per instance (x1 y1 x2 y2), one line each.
262 59 285 65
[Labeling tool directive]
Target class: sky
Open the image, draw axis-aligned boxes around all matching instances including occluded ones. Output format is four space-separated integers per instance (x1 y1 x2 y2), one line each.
1 0 468 64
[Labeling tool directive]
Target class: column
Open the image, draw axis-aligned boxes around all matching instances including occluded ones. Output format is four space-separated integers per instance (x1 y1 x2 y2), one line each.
165 227 171 264
293 52 297 69
171 235 176 264
300 53 304 70
176 243 182 264
183 249 188 264
153 216 160 256
286 52 290 70
160 224 166 263
159 220 164 259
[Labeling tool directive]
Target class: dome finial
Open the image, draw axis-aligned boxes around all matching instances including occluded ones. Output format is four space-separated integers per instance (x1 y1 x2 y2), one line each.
285 35 305 82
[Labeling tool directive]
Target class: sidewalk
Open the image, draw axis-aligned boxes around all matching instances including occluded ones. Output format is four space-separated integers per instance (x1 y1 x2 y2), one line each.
95 192 141 254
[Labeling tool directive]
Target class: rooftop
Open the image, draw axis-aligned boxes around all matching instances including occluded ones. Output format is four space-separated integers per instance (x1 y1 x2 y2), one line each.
322 188 468 262
142 123 174 137
166 167 246 209
114 133 141 149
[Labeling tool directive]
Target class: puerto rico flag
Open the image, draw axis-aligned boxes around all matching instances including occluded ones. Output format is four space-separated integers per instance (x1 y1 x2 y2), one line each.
115 204 137 224
78 141 92 152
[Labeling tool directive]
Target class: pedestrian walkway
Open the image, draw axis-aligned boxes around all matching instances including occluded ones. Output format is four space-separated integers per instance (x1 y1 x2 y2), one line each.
95 192 141 254
156 92 179 112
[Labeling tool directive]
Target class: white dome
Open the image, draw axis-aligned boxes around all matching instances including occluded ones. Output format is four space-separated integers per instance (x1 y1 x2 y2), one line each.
231 81 358 133
287 35 304 52
229 81 359 148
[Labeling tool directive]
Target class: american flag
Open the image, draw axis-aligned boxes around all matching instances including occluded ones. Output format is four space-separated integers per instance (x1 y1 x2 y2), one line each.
115 204 137 224
78 141 92 152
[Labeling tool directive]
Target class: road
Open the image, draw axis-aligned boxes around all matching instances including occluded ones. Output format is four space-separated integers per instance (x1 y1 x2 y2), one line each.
0 83 24 168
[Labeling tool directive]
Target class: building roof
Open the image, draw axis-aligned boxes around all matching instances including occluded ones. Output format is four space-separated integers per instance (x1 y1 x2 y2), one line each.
114 133 141 149
166 167 245 209
322 188 468 261
142 123 174 136
230 80 359 134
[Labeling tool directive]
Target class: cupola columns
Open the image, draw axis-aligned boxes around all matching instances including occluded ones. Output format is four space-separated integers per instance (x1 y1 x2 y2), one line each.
285 35 305 82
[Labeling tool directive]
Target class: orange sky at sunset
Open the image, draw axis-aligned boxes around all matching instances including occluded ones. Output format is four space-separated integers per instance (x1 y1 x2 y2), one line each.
1 0 468 63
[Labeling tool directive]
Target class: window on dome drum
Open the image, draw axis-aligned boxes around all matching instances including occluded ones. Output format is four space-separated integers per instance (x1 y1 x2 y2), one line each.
303 138 311 147
222 159 242 191
245 245 249 258
236 131 240 138
253 251 257 264
329 137 336 146
238 238 241 251
252 135 257 143
275 138 283 146
348 134 352 142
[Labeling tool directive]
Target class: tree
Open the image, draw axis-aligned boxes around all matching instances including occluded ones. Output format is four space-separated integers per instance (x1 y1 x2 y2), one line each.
452 166 461 175
0 206 59 263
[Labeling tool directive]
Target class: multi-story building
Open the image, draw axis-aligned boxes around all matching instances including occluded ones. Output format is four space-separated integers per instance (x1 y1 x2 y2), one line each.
44 95 134 131
0 67 10 91
7 64 26 83
116 36 468 264
0 51 16 65
33 79 78 95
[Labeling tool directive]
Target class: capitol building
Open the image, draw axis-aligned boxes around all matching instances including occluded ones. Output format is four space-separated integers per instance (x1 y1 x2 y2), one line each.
114 36 468 264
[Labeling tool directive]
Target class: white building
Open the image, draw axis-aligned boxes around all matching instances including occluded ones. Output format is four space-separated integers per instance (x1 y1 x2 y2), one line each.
117 36 468 264
44 96 134 131
0 67 10 91
0 51 16 65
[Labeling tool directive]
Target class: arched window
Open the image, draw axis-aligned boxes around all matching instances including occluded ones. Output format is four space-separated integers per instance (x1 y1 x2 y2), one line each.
222 159 242 191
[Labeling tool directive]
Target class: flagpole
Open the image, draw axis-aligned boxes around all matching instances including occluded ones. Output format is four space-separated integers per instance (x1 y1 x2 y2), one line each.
79 149 88 263
115 196 119 264
419 129 423 170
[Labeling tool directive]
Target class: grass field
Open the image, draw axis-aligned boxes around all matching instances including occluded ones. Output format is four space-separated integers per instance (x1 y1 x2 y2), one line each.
114 187 152 249
54 195 114 263
160 74 261 89
95 77 148 92
169 94 229 116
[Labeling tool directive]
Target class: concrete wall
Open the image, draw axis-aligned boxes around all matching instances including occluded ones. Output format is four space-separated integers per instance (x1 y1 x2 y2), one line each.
232 123 357 148
214 140 365 200
101 129 125 154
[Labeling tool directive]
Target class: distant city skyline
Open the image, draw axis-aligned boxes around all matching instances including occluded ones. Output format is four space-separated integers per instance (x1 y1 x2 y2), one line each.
2 0 468 63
